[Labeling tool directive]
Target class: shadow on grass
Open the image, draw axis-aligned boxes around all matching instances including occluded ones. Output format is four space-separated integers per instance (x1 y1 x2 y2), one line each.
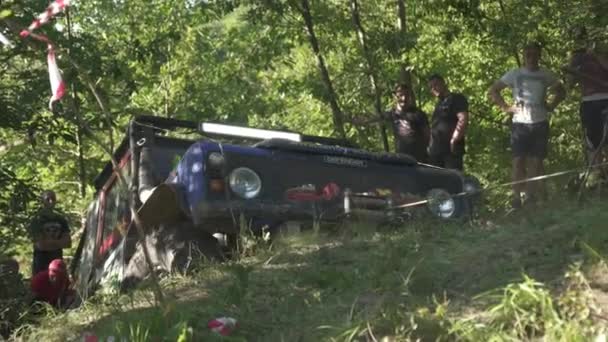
76 199 608 341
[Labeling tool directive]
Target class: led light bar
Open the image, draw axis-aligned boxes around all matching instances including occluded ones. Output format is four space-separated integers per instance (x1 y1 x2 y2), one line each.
199 122 302 142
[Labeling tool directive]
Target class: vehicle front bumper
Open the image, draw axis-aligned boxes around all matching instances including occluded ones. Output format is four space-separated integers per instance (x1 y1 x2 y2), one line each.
190 193 422 233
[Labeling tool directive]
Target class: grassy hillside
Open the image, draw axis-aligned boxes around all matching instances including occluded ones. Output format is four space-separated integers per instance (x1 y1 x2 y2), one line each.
14 198 608 341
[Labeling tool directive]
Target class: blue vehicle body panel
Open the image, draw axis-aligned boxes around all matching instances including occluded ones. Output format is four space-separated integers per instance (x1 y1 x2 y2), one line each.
169 138 467 233
172 141 274 218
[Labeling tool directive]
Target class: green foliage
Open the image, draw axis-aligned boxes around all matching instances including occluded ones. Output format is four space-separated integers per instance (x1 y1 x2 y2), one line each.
1 0 606 239
1 0 608 337
0 167 38 256
481 275 561 338
0 262 28 338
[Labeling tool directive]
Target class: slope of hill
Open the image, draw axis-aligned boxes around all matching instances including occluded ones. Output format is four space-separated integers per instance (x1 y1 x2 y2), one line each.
15 198 608 341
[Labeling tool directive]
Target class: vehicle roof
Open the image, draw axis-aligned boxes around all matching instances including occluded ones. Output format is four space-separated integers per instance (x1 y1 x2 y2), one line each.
92 115 356 191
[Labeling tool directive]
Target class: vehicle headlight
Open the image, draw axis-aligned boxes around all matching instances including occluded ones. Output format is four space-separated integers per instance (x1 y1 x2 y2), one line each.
427 188 456 219
228 167 262 199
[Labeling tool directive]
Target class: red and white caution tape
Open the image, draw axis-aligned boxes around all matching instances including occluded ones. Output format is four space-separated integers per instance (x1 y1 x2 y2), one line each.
19 0 70 38
19 0 70 109
47 44 67 108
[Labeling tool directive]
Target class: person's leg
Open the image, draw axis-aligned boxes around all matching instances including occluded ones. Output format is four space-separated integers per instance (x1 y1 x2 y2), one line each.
397 141 428 163
579 100 608 184
526 157 544 203
537 160 548 200
443 153 464 171
526 121 550 203
511 157 526 208
415 147 429 163
510 123 528 208
428 154 445 168
581 101 603 163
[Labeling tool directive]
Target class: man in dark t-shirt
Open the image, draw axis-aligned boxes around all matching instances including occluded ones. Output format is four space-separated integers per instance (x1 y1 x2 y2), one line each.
352 83 430 161
28 190 71 276
427 74 469 171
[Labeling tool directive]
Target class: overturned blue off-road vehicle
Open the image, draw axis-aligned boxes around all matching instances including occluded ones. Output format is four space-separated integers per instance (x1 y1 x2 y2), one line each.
71 115 481 296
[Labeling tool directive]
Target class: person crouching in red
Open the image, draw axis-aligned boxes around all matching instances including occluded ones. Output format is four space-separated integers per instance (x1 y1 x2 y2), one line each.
31 259 74 308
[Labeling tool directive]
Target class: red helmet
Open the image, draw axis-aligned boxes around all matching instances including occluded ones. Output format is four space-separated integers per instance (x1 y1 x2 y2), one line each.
48 259 66 275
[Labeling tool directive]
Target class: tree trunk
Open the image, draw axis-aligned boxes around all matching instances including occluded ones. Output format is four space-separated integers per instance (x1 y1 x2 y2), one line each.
397 0 406 33
395 0 417 107
350 0 390 152
295 0 346 139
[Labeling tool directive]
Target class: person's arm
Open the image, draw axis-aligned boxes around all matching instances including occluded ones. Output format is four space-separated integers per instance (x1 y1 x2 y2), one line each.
450 95 469 150
34 216 71 250
34 233 71 251
57 280 76 309
563 51 582 88
27 215 40 243
451 111 468 148
488 80 516 113
417 111 431 146
545 68 566 113
30 273 45 301
349 113 385 126
546 81 566 113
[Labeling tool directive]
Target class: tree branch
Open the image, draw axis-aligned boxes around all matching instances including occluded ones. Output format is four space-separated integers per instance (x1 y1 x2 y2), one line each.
350 0 389 151
293 0 346 139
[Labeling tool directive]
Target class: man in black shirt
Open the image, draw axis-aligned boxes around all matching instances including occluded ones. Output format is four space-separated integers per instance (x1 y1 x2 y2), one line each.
352 83 430 161
28 190 71 276
427 74 469 170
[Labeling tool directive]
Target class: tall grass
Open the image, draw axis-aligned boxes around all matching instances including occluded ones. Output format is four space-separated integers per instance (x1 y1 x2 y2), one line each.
13 199 608 341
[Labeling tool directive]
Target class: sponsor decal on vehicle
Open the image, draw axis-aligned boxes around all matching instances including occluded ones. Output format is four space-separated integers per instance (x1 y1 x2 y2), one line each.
323 156 368 168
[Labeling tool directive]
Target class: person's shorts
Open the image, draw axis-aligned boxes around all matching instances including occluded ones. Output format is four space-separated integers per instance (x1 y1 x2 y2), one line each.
511 121 549 159
580 99 608 150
